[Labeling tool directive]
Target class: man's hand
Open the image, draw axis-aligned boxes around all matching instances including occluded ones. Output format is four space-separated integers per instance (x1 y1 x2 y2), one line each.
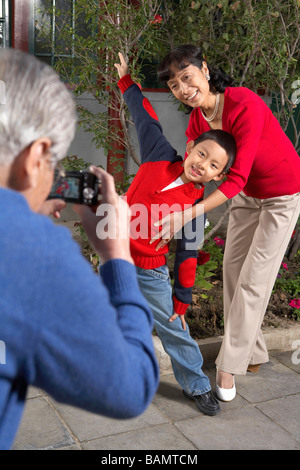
38 199 66 218
74 166 133 265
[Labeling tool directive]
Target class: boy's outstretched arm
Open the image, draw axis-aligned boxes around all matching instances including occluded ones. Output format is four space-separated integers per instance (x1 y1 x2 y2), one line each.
114 52 179 164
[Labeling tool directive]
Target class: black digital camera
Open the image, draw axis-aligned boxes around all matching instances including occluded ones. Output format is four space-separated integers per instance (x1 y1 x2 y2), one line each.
48 169 100 206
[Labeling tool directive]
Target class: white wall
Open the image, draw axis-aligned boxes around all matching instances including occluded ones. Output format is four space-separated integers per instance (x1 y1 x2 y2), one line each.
67 91 108 169
126 90 190 176
67 90 190 174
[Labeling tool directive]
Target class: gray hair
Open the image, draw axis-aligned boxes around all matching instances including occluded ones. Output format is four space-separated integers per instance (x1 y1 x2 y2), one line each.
0 48 76 166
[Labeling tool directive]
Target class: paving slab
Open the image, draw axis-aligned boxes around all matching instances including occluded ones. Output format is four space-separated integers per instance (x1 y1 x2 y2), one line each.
82 423 197 451
256 394 300 441
235 358 300 403
13 396 75 450
51 401 168 443
175 405 300 450
12 349 300 451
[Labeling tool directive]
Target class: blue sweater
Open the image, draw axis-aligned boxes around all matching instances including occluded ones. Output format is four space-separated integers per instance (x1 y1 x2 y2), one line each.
0 188 159 450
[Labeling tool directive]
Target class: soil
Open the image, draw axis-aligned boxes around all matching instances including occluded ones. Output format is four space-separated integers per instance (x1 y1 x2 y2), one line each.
168 253 300 340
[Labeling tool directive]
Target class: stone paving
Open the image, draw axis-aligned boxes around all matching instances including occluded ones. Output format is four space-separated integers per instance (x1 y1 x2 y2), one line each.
12 348 300 450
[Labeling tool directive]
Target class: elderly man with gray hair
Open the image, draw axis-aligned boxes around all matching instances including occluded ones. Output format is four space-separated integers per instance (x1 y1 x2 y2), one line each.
0 48 159 450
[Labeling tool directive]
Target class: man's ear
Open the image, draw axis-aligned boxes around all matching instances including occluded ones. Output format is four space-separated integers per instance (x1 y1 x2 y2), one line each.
23 137 52 188
9 137 52 191
186 140 195 155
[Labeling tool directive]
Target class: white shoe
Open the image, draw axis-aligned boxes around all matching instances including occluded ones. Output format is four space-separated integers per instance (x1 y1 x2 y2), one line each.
216 372 236 402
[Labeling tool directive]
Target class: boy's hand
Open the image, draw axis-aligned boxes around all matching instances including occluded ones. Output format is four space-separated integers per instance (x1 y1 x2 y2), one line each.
169 312 187 331
114 52 129 79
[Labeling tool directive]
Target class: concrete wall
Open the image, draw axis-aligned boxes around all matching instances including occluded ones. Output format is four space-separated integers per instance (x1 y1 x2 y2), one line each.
67 90 190 172
126 91 190 176
67 92 108 169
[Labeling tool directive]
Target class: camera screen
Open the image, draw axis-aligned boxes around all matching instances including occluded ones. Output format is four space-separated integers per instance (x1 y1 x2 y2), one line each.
50 176 80 200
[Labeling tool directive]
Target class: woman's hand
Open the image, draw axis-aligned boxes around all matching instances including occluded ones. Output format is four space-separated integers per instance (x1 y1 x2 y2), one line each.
150 210 186 250
114 52 129 79
150 190 228 250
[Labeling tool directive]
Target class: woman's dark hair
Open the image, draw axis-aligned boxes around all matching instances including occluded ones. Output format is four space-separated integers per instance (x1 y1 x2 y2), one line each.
158 45 234 109
193 129 236 174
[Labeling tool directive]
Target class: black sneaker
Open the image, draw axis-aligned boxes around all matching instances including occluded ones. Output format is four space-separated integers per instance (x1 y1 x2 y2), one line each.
183 390 220 416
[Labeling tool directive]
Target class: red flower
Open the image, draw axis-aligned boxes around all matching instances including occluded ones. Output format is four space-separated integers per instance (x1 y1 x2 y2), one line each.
213 236 225 246
289 299 300 309
150 14 162 24
197 250 210 265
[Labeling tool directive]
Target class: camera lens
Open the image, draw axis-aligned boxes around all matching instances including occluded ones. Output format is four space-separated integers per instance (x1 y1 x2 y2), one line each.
83 187 95 200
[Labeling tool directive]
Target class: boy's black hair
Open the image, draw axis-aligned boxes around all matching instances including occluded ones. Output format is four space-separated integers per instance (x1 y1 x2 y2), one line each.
193 129 236 174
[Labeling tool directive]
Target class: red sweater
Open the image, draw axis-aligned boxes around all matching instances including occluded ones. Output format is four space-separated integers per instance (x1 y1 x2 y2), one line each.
187 87 300 199
119 75 204 315
126 159 203 270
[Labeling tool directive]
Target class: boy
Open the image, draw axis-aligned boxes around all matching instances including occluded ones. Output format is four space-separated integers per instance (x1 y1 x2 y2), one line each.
115 53 236 415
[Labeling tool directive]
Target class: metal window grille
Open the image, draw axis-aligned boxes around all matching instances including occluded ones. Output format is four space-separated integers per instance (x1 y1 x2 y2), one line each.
33 0 75 66
0 0 9 49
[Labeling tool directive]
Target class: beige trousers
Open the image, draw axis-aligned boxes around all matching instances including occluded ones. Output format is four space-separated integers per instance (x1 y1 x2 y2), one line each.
215 191 300 375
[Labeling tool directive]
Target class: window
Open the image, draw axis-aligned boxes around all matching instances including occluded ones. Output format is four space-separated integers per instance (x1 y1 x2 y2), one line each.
0 0 9 49
32 0 165 90
33 0 75 66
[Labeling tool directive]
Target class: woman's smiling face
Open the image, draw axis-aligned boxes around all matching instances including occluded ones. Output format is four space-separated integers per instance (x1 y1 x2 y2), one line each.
167 63 211 108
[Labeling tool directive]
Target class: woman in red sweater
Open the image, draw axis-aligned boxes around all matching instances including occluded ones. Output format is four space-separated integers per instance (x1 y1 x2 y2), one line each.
156 44 300 401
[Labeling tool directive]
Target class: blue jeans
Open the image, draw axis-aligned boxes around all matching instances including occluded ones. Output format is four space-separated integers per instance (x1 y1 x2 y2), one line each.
136 265 211 395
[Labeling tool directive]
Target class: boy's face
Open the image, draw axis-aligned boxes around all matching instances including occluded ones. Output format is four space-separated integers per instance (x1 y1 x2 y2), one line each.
182 139 228 184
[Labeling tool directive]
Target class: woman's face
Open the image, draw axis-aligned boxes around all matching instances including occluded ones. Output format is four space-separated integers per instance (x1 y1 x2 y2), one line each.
167 63 212 109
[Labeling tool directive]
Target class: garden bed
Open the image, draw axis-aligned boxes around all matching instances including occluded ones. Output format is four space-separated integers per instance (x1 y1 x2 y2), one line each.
168 239 300 340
